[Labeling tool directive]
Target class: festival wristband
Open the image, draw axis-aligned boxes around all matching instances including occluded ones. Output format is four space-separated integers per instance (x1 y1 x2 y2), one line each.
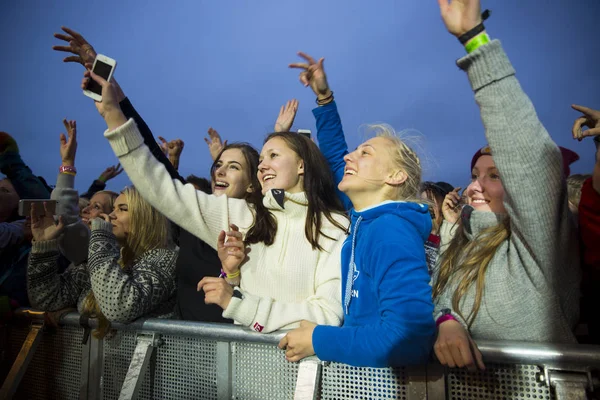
436 314 457 327
59 165 77 175
465 33 490 54
220 269 240 279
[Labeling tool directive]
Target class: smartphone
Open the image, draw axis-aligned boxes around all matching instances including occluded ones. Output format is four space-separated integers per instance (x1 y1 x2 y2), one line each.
297 129 312 139
83 54 117 102
18 199 57 217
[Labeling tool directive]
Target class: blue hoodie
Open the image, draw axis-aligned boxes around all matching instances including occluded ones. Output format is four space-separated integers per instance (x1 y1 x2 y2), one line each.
312 202 435 367
311 101 435 367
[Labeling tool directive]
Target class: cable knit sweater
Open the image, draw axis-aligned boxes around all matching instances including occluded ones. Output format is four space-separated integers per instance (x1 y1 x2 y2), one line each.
27 219 178 323
103 119 348 333
433 40 580 343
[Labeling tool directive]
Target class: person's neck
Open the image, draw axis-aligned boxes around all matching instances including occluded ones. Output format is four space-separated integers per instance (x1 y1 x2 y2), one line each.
349 191 389 212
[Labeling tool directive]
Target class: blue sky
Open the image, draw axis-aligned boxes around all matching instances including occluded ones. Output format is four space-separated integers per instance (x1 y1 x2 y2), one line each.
1 0 599 194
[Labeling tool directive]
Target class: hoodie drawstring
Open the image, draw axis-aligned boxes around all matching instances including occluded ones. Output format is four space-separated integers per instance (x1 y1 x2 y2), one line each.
344 216 362 315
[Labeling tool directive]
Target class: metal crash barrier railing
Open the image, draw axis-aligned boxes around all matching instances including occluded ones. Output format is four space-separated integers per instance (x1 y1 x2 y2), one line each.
1 309 600 400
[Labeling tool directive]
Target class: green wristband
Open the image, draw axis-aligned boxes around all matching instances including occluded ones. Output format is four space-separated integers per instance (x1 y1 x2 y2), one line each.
465 33 490 54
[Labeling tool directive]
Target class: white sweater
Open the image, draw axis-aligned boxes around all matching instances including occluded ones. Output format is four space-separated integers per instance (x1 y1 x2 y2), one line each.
104 119 348 333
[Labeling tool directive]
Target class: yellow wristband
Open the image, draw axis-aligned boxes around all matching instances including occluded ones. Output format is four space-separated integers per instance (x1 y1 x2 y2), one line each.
62 171 77 176
465 33 490 54
227 270 240 279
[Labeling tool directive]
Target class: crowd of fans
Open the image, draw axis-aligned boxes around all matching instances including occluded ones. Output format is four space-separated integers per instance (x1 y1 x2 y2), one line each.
2 0 600 371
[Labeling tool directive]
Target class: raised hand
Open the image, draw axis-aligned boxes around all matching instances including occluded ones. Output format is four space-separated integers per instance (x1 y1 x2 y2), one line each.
99 164 124 183
59 119 77 167
53 26 97 66
158 137 185 158
289 52 331 100
30 203 65 242
204 127 228 161
572 104 600 141
434 319 485 371
438 0 482 38
274 100 299 132
442 187 462 224
81 66 125 129
217 224 246 275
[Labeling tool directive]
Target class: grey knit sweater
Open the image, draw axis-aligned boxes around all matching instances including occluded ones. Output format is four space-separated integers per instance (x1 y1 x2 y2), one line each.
433 40 581 343
27 219 178 323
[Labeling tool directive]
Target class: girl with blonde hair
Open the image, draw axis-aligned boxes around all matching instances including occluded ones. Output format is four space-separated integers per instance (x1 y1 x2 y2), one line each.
28 186 177 338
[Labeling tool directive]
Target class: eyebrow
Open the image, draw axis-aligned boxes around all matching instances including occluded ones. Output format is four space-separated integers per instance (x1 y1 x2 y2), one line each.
357 144 376 151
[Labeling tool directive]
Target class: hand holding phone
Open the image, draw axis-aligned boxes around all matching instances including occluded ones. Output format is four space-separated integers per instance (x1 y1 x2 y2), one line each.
83 54 117 101
18 199 57 217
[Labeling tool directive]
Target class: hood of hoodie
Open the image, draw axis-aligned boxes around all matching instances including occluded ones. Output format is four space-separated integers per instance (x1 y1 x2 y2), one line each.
349 201 432 242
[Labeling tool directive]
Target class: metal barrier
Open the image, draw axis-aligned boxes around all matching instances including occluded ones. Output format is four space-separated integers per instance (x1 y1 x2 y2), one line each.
1 310 599 400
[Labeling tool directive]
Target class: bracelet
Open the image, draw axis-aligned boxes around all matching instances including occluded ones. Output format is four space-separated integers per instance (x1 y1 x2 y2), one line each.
465 33 490 54
436 314 457 327
59 165 77 175
458 9 491 45
316 91 334 106
220 269 240 279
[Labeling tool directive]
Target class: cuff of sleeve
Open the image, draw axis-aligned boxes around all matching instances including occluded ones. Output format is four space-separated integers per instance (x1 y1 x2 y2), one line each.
104 118 144 157
91 218 113 233
222 289 260 328
31 239 59 253
456 40 515 92
311 100 338 117
312 324 339 362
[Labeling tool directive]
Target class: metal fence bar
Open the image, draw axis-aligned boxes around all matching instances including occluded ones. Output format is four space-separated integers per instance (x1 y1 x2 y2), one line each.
0 321 44 399
118 333 160 400
79 331 91 400
292 358 321 400
424 363 446 400
88 334 104 400
406 365 428 400
216 341 232 400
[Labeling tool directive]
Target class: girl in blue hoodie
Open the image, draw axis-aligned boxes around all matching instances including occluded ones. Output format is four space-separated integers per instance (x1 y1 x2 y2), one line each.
278 52 435 367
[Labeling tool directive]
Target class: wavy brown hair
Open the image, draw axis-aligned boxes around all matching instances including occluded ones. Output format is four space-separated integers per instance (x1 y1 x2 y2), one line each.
82 186 171 338
432 215 510 327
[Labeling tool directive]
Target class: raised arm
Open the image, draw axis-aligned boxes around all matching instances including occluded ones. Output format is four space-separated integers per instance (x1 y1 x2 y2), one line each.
289 52 352 210
51 118 90 264
441 0 573 276
79 69 254 248
53 26 185 184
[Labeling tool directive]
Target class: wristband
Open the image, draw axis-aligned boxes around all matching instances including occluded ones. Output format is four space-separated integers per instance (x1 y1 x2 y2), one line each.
220 269 240 279
436 314 457 327
316 91 334 106
59 165 77 175
458 9 491 45
465 33 490 54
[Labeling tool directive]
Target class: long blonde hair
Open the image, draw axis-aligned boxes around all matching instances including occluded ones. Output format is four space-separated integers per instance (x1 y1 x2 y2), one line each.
82 186 171 338
432 214 510 327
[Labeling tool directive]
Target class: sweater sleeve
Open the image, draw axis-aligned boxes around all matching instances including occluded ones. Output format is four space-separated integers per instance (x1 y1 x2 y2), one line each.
27 239 88 311
81 179 106 200
579 178 600 270
86 219 178 323
223 236 344 333
119 97 185 183
52 173 90 265
312 219 435 367
0 220 25 249
0 151 50 200
312 102 352 211
457 40 574 282
103 118 254 250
